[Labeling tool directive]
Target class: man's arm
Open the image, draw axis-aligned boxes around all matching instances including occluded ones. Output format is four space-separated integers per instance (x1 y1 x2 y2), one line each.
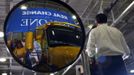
86 29 96 57
120 33 130 60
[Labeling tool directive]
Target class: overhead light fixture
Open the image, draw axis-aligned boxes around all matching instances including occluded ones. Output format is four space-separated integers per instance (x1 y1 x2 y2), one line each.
0 31 4 38
88 24 93 29
50 73 54 75
72 15 77 19
76 35 79 39
2 73 7 75
130 70 134 73
20 5 28 10
0 58 7 62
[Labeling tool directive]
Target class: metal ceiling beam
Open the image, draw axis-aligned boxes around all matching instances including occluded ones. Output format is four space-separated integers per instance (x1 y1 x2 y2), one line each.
111 1 134 26
82 0 100 23
0 65 24 70
104 0 119 15
5 0 11 14
62 55 81 75
80 0 93 18
110 10 115 22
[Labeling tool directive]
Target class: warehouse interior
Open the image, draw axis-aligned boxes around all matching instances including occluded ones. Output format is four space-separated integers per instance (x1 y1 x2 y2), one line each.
0 0 134 75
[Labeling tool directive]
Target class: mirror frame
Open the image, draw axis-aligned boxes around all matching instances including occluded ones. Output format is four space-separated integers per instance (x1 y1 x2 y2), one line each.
4 0 86 73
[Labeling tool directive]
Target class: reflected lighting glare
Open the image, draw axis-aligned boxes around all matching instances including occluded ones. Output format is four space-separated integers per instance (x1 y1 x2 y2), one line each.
72 15 76 19
0 58 7 62
52 30 55 36
20 5 27 10
130 70 134 73
0 31 4 37
2 73 7 75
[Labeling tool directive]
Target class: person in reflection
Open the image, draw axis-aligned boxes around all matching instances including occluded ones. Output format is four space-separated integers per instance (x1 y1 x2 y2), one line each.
13 39 26 62
86 13 130 75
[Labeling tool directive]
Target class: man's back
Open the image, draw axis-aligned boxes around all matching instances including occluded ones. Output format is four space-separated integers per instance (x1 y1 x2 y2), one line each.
90 24 130 57
87 13 130 75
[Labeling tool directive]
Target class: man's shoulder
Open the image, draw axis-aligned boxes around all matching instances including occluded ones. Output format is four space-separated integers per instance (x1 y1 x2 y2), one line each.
108 26 123 34
112 26 121 31
89 28 97 35
107 25 119 30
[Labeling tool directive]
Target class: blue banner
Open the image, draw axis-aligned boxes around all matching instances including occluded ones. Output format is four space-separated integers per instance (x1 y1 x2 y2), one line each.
6 8 75 32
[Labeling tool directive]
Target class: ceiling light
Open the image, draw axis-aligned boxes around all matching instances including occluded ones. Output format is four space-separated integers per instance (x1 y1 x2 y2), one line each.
2 73 7 75
72 15 77 19
0 31 4 38
20 5 27 10
0 58 7 62
88 24 93 29
50 73 54 75
76 35 79 39
130 70 134 73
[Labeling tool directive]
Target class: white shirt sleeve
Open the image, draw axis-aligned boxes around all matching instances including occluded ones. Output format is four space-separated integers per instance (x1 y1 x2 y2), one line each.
86 29 96 57
120 33 130 56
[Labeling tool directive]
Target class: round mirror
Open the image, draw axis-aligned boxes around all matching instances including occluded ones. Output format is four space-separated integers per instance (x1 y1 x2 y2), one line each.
4 0 85 73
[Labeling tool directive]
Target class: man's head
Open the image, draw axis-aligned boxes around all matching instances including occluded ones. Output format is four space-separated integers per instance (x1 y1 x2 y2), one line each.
95 13 107 24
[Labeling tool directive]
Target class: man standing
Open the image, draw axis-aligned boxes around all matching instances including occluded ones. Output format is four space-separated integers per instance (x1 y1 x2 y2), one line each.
86 13 130 75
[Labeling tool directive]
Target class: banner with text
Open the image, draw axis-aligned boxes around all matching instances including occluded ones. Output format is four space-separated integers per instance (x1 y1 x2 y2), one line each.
6 8 75 32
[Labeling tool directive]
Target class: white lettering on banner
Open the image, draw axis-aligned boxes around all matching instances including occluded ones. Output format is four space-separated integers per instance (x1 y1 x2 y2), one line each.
53 13 68 20
22 11 27 15
30 19 38 26
21 19 53 27
38 19 48 26
20 10 71 28
21 19 29 26
22 11 68 20
44 11 52 16
22 11 52 16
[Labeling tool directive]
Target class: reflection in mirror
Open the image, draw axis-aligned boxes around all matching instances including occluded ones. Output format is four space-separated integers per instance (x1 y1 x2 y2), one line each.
4 0 85 73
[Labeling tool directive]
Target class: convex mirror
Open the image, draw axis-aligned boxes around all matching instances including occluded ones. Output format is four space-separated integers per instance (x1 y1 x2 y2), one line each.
4 0 85 73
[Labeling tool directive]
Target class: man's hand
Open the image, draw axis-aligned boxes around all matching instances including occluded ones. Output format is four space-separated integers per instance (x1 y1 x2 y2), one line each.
122 54 129 60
